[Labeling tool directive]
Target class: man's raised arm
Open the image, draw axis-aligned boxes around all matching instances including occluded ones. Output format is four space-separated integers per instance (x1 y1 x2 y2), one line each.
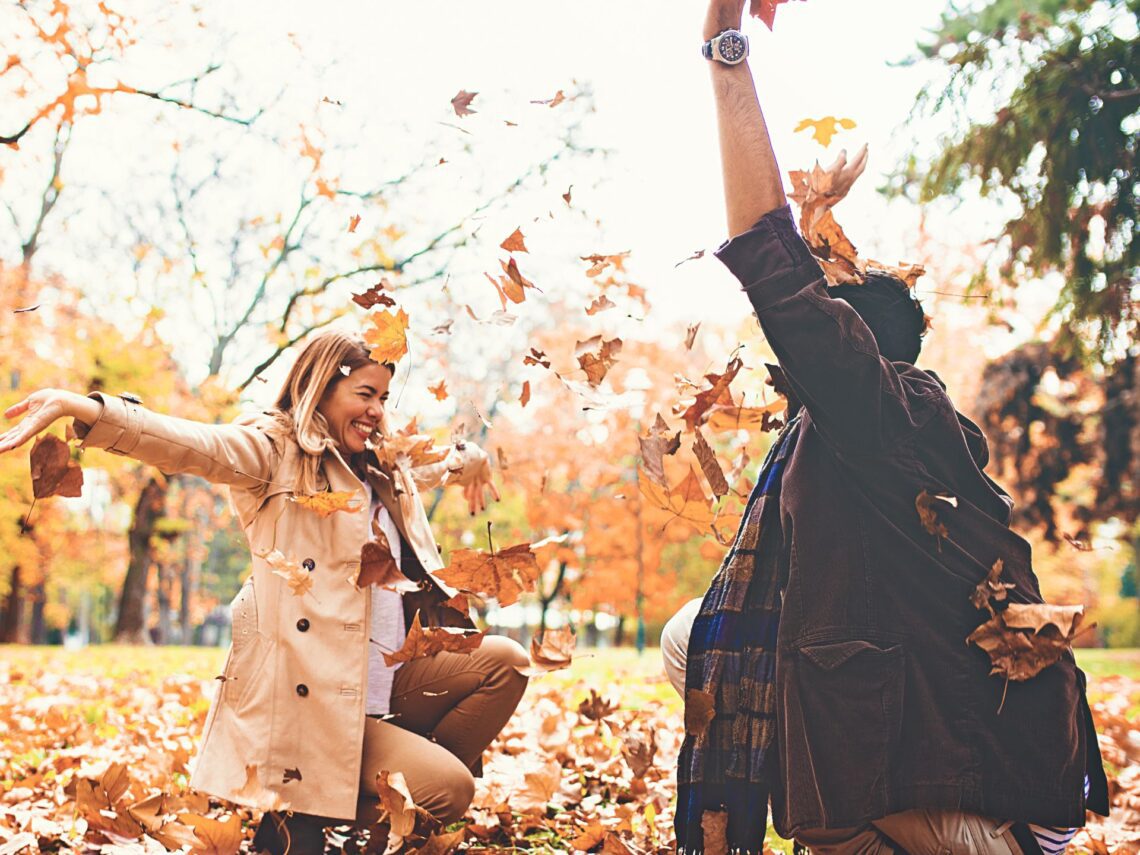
704 1 785 236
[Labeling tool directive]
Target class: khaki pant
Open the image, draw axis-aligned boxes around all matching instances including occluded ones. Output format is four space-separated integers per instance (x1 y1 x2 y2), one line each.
659 602 1024 855
357 635 529 824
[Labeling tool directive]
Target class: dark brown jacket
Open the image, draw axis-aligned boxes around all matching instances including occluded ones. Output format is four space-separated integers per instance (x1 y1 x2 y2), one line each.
715 206 1108 835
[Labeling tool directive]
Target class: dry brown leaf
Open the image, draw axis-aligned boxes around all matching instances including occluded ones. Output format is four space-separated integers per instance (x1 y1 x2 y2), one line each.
524 347 551 369
289 490 362 517
967 604 1091 684
970 559 1014 616
638 413 681 489
621 728 657 778
409 829 467 855
30 434 83 499
352 280 397 310
706 400 788 433
685 689 716 736
580 251 630 278
374 432 450 471
575 335 623 388
377 770 422 850
437 542 540 606
915 490 957 546
684 322 700 350
429 379 449 401
258 550 313 597
363 307 410 364
348 214 362 233
383 612 486 667
450 90 477 117
585 294 616 316
682 357 743 431
693 428 729 498
182 813 243 855
232 763 290 811
500 228 528 253
357 534 413 590
519 380 531 408
577 688 619 721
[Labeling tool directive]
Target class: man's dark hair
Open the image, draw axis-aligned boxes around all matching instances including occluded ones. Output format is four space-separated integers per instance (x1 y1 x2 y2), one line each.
829 272 927 364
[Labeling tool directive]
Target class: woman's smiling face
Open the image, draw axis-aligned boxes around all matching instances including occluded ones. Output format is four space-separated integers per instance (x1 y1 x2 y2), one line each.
317 361 392 455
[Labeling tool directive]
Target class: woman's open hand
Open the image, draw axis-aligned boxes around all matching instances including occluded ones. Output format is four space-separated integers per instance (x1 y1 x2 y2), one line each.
0 389 76 454
462 451 501 516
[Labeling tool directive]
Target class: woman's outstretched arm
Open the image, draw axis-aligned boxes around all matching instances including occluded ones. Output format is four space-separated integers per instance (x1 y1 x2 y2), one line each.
1 388 280 492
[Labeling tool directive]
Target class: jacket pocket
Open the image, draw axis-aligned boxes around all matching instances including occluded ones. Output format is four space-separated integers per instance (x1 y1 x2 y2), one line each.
789 638 905 826
225 579 274 711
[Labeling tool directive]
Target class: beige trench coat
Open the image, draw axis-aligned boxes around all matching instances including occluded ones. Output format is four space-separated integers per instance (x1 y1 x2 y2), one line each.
76 392 484 820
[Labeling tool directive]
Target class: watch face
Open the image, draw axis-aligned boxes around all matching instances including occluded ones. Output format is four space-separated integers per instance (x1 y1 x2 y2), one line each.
718 33 746 63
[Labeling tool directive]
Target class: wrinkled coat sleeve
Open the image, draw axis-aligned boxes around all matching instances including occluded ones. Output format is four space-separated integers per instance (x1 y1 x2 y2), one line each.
715 205 915 451
74 392 280 492
409 441 488 491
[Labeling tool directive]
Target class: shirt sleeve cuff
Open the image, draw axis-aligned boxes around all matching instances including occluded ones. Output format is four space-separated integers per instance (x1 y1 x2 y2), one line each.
713 204 825 312
73 392 144 455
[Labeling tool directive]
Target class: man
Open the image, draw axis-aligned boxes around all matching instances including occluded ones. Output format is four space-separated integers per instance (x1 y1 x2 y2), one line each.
662 2 1109 852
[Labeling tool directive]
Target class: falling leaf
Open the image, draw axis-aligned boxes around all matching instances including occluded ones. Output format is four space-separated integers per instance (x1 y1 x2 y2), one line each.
13 304 39 313
437 543 540 606
357 534 413 590
501 257 536 297
578 688 619 721
500 228 528 253
693 429 729 498
348 214 362 233
967 603 1092 684
970 559 1014 615
531 90 565 107
289 490 362 517
383 612 486 667
1063 532 1095 552
517 627 576 675
621 729 657 778
639 414 681 488
705 399 787 432
429 379 449 401
794 116 857 147
519 380 531 408
580 251 630 278
684 322 700 350
681 357 743 431
750 0 805 30
30 434 83 499
585 295 616 316
675 249 706 268
915 490 957 546
575 335 623 388
639 468 715 530
282 767 302 783
376 770 421 850
685 689 716 736
352 282 396 310
363 307 410 364
562 186 573 205
258 550 313 597
431 320 454 336
701 811 729 855
450 89 477 117
373 431 449 472
231 764 289 811
524 347 551 369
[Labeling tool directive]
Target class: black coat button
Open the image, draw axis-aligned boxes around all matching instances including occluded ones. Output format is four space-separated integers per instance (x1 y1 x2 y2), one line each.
296 684 309 697
296 619 310 632
302 558 316 571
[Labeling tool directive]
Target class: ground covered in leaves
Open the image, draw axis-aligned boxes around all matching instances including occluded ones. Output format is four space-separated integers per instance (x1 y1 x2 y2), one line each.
0 646 1137 854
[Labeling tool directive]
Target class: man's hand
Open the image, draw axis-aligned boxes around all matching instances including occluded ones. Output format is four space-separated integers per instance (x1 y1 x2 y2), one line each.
704 0 747 39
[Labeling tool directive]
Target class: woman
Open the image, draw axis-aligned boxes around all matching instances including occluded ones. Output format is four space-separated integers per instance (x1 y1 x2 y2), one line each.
0 330 530 853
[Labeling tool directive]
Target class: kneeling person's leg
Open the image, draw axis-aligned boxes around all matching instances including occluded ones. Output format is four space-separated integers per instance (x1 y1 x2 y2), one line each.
359 716 475 825
661 597 703 697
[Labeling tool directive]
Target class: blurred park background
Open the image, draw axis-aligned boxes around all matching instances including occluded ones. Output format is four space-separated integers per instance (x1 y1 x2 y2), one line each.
0 0 1137 654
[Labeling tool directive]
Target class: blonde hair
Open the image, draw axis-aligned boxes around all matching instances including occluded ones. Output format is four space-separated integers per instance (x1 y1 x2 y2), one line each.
270 329 392 494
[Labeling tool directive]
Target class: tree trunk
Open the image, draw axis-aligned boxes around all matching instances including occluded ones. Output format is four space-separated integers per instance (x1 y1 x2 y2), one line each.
114 476 167 644
156 561 173 645
29 581 46 644
0 565 22 643
614 614 627 647
537 560 568 636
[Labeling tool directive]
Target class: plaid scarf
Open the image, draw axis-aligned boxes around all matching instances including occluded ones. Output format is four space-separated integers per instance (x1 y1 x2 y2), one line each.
676 417 800 854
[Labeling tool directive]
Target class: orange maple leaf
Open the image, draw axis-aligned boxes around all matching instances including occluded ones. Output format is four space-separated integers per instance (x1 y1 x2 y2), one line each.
289 490 362 517
451 89 477 117
500 227 528 253
575 335 623 388
362 307 409 364
429 379 449 401
258 550 313 597
436 543 540 606
382 611 486 666
681 357 743 431
519 380 531 408
348 214 362 233
794 116 857 147
517 627 576 676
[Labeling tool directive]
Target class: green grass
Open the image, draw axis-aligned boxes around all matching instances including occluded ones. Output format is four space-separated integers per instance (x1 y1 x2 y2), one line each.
1074 647 1140 680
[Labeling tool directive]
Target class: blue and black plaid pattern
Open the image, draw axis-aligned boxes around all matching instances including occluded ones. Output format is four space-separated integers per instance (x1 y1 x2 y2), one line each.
676 417 799 854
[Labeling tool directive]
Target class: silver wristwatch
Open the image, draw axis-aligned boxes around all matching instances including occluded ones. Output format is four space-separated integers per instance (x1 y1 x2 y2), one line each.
701 29 749 65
